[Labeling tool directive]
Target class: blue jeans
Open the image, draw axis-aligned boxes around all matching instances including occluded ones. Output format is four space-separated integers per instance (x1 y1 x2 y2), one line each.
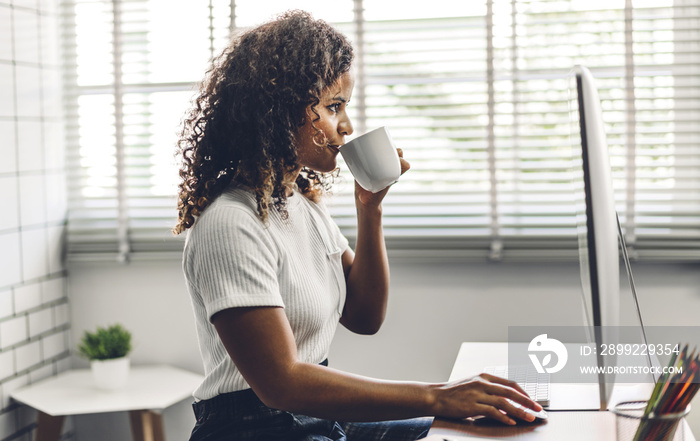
189 363 432 440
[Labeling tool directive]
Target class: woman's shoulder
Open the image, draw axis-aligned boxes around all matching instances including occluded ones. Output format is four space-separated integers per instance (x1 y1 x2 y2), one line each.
216 185 258 211
192 186 261 233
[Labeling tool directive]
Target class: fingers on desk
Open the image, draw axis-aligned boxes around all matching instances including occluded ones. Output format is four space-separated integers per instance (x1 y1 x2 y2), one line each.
475 377 543 424
479 373 529 398
477 393 537 424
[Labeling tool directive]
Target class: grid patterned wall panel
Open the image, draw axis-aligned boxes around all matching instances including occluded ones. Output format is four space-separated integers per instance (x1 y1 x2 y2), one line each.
0 1 72 440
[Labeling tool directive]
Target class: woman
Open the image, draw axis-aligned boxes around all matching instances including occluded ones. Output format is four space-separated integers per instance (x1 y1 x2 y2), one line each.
174 10 542 441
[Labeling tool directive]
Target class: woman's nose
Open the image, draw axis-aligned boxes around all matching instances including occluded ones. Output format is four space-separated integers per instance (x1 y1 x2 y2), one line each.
339 117 353 137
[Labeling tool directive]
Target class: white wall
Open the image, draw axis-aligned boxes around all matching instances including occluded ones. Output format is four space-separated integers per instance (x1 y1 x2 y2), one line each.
67 258 700 440
0 1 71 440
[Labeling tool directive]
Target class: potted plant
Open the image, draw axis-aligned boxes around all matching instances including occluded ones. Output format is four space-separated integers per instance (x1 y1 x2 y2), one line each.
77 324 132 390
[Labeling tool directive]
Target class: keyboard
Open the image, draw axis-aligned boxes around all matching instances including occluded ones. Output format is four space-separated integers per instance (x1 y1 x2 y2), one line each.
484 365 551 407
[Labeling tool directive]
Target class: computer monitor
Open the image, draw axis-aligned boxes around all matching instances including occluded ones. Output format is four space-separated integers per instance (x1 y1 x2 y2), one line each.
570 65 621 410
502 66 652 412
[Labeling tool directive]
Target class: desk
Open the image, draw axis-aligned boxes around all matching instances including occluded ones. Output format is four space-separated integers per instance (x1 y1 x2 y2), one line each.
428 343 695 441
10 365 203 441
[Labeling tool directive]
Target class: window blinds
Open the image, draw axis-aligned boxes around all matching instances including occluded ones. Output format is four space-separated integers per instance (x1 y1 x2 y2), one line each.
64 0 231 258
63 0 700 261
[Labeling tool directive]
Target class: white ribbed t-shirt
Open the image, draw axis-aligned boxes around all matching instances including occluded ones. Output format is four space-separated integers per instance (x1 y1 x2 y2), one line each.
183 185 349 401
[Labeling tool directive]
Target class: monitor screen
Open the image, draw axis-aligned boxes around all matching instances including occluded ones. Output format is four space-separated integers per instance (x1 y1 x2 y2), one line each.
570 65 621 410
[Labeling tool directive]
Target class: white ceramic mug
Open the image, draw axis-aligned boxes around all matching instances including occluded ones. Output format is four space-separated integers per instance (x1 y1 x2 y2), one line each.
340 126 401 193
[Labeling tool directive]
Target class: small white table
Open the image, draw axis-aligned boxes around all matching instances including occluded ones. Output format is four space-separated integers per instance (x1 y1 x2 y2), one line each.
10 364 203 441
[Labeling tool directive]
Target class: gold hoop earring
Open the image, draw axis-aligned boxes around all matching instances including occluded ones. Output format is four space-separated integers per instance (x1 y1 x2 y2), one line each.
312 131 327 147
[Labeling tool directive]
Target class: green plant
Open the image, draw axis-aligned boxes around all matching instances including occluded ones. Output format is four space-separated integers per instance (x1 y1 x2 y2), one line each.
77 324 132 361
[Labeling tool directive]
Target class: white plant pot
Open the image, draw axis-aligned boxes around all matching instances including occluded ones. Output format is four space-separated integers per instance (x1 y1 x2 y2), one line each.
91 357 130 390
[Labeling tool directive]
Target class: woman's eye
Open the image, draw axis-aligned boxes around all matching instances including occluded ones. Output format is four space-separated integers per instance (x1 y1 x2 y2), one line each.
327 103 341 113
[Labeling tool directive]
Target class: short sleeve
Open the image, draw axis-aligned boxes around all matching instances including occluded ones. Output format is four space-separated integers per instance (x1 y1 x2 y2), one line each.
186 205 283 322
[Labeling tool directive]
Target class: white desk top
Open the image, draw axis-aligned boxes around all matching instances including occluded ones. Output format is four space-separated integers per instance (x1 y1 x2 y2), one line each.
10 365 203 416
429 342 694 441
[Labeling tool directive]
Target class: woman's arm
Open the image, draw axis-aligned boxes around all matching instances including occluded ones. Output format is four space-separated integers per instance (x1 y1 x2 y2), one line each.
212 305 542 424
339 149 408 334
339 205 388 335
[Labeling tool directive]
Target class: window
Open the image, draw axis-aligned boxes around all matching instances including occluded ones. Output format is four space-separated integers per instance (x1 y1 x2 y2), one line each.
64 0 700 261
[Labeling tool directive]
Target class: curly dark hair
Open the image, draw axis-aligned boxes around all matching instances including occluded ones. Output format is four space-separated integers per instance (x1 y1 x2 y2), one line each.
173 10 354 235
